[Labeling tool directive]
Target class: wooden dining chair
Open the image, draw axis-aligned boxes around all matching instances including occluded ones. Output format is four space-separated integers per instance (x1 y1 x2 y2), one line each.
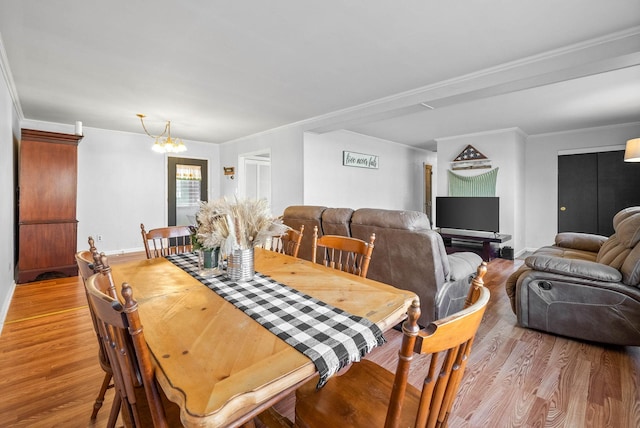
311 225 375 278
75 236 120 426
85 260 183 427
264 225 305 258
294 262 490 428
140 223 193 259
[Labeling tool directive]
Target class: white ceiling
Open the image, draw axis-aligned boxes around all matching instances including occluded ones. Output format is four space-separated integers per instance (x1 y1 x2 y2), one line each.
1 1 639 151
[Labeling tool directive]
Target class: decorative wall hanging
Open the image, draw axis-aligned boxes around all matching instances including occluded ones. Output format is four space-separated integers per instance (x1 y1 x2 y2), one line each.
448 167 499 196
450 144 491 170
343 151 379 169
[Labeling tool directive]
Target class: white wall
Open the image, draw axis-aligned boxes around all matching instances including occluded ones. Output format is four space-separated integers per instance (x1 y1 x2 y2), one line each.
525 122 640 250
21 119 221 255
436 128 526 254
219 125 305 217
304 130 435 211
0 59 18 330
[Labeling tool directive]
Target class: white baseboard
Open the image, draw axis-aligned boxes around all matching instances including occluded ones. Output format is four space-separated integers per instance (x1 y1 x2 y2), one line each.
0 279 16 336
516 247 538 259
102 247 146 256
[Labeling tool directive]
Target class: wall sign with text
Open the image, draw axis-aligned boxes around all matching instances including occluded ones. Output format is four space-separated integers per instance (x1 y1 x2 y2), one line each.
343 151 379 169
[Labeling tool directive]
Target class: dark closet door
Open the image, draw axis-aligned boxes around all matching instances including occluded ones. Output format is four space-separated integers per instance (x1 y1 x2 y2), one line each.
558 150 640 236
597 150 640 236
558 153 598 233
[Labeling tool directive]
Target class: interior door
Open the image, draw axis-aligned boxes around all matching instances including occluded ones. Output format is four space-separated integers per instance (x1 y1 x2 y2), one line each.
424 164 433 224
240 155 271 205
168 157 208 226
558 153 598 233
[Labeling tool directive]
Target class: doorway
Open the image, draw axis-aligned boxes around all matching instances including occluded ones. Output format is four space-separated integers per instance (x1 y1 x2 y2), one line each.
238 150 271 207
168 157 208 226
424 164 433 224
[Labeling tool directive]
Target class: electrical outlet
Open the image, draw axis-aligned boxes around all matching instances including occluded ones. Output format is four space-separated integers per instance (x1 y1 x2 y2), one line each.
97 235 103 241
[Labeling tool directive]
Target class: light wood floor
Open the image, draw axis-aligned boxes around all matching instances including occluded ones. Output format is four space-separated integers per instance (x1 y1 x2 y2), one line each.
1 254 639 427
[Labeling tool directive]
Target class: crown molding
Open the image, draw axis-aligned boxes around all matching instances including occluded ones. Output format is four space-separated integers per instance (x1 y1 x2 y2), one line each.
529 121 640 139
0 33 24 121
435 127 528 143
307 26 640 135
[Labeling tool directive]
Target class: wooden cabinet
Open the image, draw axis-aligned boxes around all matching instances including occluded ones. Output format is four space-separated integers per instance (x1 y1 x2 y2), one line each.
17 129 82 283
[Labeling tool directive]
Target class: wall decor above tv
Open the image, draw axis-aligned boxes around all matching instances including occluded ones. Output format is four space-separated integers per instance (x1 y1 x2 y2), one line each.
435 196 500 233
448 168 499 197
450 144 492 170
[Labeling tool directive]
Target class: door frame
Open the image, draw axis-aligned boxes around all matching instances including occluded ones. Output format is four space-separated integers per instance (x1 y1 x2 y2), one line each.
424 163 433 224
167 157 208 226
237 149 271 202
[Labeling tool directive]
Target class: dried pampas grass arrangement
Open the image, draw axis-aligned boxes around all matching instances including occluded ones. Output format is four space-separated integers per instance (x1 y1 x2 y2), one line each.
195 197 289 253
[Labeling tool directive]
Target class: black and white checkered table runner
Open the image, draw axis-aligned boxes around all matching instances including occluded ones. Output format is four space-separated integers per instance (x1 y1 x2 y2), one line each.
166 252 385 387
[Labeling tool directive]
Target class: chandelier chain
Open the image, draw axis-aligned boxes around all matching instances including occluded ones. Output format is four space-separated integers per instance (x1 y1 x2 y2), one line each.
136 114 187 153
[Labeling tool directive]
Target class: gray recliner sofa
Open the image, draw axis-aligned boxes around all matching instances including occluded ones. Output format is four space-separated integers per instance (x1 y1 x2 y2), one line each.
282 206 482 327
506 206 640 345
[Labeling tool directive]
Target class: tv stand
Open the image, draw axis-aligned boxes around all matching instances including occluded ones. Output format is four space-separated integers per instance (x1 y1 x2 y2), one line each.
437 228 512 261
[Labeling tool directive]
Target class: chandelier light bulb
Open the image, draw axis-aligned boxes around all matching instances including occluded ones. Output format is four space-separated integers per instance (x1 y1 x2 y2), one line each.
137 114 188 153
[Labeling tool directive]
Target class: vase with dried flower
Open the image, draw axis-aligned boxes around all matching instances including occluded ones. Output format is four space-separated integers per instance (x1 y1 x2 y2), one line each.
189 226 221 277
194 197 289 281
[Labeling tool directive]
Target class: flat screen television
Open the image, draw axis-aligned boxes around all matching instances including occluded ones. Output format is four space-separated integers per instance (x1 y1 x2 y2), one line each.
435 196 500 233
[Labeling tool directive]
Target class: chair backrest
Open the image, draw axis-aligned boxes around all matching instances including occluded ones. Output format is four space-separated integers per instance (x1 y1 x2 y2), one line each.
75 236 118 371
85 267 171 428
140 223 193 259
76 236 105 280
385 262 490 428
76 236 118 298
311 225 375 278
264 225 305 258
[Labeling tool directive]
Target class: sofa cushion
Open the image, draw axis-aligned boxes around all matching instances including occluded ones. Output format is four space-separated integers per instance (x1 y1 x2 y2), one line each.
321 208 354 236
596 212 640 277
351 208 431 231
554 232 606 253
596 235 631 270
282 206 327 261
525 254 622 283
615 212 640 248
613 206 640 230
622 245 640 286
533 245 598 262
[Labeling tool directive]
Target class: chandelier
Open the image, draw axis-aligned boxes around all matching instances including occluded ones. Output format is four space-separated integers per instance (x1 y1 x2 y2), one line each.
137 113 187 153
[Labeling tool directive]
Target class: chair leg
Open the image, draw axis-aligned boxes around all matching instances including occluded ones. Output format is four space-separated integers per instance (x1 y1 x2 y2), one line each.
91 371 113 419
107 390 122 428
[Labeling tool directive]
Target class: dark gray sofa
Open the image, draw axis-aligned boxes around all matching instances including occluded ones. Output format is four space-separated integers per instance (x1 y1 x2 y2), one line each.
506 206 640 345
282 206 482 327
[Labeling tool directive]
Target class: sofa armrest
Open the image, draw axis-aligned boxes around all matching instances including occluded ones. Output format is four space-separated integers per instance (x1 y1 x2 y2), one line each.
447 252 483 281
525 254 622 283
554 232 607 252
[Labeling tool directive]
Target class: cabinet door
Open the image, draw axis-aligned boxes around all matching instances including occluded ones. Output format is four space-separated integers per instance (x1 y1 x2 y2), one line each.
19 140 77 222
18 222 78 282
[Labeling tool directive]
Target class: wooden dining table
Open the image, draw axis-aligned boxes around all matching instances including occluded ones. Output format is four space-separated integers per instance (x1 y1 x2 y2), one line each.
111 248 416 427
